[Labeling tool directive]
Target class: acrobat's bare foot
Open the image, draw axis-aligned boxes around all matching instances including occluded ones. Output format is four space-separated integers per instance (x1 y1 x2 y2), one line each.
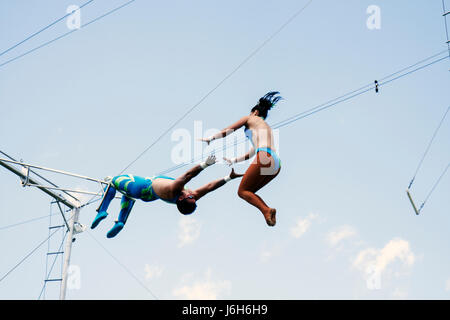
263 208 276 227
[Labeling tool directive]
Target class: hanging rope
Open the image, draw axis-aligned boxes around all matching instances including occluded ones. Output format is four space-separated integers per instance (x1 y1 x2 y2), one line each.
0 0 136 69
408 105 450 189
0 214 55 232
118 0 315 175
0 229 61 284
419 161 450 211
406 105 450 215
0 1 94 58
156 52 449 177
0 206 82 285
442 0 450 60
85 230 159 299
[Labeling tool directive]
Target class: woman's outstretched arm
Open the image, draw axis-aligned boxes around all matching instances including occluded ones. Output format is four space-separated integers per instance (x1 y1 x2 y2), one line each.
224 147 256 165
199 116 249 144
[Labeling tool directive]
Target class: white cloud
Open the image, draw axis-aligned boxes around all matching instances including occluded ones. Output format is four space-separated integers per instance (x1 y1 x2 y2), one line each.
144 264 164 280
326 225 357 247
177 216 201 248
445 278 450 292
172 268 231 300
353 238 415 286
290 213 318 239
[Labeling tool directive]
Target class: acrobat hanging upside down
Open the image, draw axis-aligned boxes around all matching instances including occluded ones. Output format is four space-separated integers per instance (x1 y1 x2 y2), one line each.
91 155 243 238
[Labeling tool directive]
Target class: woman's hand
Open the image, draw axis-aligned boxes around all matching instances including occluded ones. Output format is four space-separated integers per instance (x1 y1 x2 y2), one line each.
198 137 212 145
229 168 244 179
223 157 236 166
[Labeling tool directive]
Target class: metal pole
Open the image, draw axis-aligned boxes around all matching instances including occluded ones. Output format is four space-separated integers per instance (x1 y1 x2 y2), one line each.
59 207 80 300
0 153 82 300
0 157 107 184
0 159 77 209
0 150 80 202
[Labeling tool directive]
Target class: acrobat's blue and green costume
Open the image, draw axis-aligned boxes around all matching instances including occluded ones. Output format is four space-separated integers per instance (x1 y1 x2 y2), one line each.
91 174 177 238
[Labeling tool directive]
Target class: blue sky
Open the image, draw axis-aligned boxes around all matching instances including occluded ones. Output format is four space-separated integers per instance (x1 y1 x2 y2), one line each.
0 0 449 299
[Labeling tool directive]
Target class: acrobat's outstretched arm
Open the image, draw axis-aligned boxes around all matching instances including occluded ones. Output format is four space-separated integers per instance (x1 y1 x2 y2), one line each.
223 147 256 165
171 155 217 193
199 116 249 144
193 168 244 200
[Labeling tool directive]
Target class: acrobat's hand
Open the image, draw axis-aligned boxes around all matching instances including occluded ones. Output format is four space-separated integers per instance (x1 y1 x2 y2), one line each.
200 155 217 169
205 154 217 166
223 157 236 166
229 168 244 179
197 137 212 145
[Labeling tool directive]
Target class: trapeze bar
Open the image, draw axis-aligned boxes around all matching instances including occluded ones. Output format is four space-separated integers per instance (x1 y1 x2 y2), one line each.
406 189 420 215
0 157 108 184
49 225 66 230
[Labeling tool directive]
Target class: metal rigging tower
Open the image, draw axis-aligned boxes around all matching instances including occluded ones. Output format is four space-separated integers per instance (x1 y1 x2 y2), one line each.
0 151 82 300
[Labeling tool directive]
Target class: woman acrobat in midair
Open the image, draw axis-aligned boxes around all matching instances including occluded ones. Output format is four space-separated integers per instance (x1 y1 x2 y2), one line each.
200 91 282 227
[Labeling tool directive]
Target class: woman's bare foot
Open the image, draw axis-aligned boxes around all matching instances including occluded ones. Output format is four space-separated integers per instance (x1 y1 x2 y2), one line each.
270 208 276 226
263 208 276 227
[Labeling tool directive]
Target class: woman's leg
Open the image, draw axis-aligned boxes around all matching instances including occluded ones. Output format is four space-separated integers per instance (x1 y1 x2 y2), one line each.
253 167 280 193
238 162 269 210
252 168 280 226
237 152 279 226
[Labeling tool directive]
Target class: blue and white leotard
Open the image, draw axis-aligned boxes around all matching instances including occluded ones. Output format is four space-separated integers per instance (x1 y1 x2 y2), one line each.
111 174 179 203
91 174 180 238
